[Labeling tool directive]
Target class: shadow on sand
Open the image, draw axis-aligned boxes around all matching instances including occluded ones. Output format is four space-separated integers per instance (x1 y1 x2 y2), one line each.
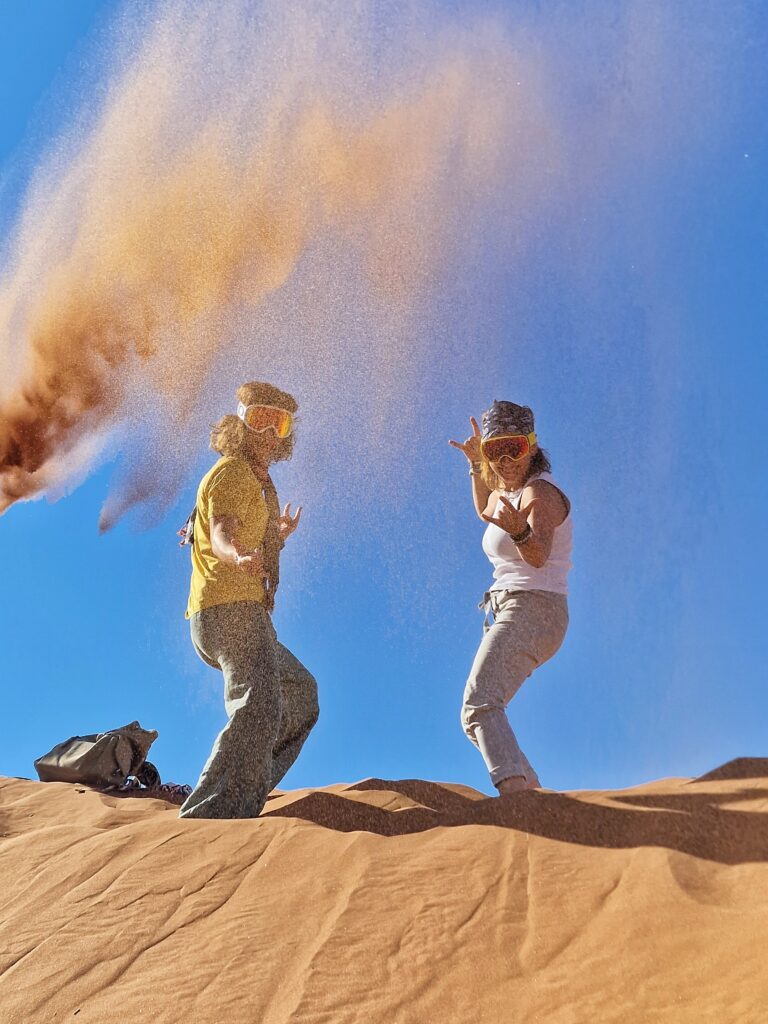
262 759 768 866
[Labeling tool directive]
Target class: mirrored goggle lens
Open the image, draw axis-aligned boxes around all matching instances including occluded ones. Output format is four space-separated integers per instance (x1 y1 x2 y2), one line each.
482 435 530 462
242 405 293 438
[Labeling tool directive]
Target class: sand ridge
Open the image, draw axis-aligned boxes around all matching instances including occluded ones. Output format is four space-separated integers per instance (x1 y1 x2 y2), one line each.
1 761 767 1023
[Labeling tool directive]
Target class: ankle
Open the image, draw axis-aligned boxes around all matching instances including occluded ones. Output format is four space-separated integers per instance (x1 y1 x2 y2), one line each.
496 775 527 796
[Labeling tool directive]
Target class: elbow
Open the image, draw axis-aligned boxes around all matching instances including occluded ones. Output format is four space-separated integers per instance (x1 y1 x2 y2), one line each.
525 548 549 569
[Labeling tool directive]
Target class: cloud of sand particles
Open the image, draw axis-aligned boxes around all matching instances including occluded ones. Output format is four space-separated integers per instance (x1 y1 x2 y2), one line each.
0 0 563 526
0 0 743 531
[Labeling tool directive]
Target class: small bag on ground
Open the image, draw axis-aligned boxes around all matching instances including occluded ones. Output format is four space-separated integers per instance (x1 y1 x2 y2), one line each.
34 721 159 790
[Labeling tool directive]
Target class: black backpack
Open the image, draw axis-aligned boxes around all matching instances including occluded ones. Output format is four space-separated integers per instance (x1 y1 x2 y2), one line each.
34 721 160 790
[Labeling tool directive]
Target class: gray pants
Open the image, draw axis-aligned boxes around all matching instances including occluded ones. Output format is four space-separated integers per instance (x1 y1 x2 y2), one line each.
461 589 568 789
179 601 319 819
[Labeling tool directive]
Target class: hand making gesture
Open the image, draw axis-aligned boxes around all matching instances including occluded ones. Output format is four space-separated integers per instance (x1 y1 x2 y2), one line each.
481 494 535 539
448 416 483 464
235 549 267 577
278 502 302 542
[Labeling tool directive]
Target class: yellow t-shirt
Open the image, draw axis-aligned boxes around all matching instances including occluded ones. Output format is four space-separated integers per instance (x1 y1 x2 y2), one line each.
186 457 270 619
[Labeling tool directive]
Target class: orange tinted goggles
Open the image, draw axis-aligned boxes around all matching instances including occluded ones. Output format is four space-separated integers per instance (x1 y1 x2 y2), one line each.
236 402 293 438
481 432 537 462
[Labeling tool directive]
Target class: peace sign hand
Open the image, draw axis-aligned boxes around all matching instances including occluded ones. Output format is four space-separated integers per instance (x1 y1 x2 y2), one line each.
482 496 535 538
278 502 302 542
448 416 483 464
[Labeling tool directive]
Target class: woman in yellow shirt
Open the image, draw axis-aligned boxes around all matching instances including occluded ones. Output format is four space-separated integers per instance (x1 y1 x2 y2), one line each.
179 381 318 819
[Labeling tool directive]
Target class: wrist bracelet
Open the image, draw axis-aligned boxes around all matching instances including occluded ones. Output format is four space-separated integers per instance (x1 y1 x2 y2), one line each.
510 523 532 545
469 462 482 477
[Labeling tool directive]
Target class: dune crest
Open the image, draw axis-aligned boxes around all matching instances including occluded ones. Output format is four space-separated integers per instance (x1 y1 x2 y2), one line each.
1 764 767 1022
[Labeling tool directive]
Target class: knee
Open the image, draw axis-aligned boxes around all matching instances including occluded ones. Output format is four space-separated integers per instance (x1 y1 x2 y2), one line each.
460 692 495 738
461 701 495 737
462 668 503 711
460 701 475 739
461 673 506 737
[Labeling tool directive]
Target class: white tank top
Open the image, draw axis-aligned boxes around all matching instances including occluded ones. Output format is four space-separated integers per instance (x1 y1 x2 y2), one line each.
481 471 573 595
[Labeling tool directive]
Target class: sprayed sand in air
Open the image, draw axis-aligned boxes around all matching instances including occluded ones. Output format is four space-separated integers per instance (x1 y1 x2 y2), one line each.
0 0 554 525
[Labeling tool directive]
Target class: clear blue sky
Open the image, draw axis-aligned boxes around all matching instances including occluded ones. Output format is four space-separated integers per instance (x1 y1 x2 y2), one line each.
1 1 766 795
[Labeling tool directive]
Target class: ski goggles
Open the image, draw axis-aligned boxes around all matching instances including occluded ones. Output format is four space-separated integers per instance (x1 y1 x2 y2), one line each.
481 432 537 462
236 402 294 438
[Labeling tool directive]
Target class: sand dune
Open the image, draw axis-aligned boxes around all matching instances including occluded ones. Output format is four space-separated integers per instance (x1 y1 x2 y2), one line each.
1 761 767 1023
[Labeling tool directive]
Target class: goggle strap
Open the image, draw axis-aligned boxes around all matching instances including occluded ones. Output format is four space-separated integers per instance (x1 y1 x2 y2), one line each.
237 402 293 438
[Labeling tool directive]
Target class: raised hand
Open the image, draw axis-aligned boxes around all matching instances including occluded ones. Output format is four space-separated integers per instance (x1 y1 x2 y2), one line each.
482 496 535 538
448 416 483 464
278 501 302 542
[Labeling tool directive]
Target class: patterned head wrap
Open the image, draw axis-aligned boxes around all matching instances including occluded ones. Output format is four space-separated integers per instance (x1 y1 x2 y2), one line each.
481 400 535 440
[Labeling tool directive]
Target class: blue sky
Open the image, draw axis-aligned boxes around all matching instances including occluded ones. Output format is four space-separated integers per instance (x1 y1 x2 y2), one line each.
1 1 766 796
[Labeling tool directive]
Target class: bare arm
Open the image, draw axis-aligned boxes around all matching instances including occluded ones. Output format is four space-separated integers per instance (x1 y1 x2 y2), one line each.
449 415 494 520
210 515 265 576
516 480 568 568
481 479 568 569
471 476 494 520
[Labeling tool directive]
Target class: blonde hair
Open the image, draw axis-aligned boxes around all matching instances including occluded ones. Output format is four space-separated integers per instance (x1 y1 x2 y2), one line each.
210 381 298 462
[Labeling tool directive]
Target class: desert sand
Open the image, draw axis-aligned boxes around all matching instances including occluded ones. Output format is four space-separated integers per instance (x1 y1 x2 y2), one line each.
1 760 767 1023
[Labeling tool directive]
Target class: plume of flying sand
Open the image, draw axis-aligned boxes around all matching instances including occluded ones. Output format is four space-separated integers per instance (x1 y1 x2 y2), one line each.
0 1 558 524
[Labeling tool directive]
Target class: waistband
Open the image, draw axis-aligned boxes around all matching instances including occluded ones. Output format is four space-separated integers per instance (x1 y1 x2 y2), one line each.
478 588 568 630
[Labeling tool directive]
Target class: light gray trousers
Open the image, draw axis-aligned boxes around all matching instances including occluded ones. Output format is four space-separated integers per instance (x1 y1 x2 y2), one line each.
461 589 568 789
179 600 319 819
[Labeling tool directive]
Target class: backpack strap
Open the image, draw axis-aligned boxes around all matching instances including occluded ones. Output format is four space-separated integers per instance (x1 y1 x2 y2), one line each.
178 507 197 547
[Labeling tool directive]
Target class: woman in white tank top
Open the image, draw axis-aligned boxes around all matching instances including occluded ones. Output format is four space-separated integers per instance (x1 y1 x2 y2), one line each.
449 400 572 795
